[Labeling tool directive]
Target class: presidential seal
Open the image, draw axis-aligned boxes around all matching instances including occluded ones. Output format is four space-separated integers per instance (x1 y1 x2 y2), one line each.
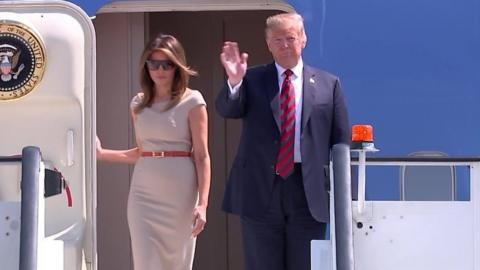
0 20 46 101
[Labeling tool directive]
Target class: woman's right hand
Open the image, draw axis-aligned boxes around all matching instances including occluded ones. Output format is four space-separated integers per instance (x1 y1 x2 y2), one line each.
94 136 139 164
96 135 103 160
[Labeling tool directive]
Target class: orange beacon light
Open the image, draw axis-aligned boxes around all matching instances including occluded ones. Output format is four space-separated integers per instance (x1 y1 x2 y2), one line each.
351 124 377 151
352 125 373 142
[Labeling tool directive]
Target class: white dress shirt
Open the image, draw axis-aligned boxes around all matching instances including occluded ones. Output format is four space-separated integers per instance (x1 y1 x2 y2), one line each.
228 59 304 162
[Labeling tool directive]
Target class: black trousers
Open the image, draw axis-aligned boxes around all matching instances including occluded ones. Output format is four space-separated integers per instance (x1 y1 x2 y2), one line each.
241 164 327 270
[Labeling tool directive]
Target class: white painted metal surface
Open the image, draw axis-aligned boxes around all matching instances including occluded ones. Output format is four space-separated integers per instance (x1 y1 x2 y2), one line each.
353 201 474 270
0 1 96 269
0 201 21 270
312 160 480 270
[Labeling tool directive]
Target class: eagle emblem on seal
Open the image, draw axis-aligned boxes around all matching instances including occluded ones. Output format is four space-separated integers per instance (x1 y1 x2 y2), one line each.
0 44 24 82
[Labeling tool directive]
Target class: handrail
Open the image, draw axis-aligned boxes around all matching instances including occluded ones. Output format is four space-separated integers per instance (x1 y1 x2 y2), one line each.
351 156 480 162
350 155 480 221
18 147 42 270
332 144 355 270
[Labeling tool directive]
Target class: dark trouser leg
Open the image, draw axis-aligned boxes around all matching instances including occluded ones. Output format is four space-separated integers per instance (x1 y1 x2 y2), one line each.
285 165 326 270
241 217 286 270
241 165 326 270
241 175 286 270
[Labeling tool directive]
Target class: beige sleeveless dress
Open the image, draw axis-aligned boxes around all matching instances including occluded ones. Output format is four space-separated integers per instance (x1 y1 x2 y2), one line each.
128 89 206 270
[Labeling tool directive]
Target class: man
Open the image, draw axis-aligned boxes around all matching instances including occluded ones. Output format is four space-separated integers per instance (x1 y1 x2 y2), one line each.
216 13 350 270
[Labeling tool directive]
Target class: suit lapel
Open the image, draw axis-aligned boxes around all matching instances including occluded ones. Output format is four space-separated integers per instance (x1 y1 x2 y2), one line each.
302 66 316 132
265 63 281 132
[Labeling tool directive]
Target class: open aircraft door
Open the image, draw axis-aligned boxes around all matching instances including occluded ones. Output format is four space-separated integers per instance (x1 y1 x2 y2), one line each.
0 1 96 270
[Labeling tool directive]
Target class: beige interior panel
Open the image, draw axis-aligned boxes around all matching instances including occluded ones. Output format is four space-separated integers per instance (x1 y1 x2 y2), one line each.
95 10 282 270
94 13 136 270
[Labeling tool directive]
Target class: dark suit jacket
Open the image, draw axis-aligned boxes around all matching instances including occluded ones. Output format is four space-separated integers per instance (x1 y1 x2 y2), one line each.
215 62 350 223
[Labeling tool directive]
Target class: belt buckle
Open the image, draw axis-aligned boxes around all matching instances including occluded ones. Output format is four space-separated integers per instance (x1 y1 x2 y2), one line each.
152 151 165 158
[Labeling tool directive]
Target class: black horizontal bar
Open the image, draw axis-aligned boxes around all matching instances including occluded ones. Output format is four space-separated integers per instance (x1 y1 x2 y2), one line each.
0 155 22 162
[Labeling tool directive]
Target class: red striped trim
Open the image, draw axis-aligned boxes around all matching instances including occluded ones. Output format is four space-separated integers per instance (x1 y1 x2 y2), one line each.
277 139 294 157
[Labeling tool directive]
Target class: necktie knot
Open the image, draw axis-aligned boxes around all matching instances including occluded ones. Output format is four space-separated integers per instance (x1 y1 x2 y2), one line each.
284 69 293 78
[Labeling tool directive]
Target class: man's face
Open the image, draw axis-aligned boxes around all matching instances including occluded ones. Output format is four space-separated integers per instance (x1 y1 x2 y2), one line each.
266 23 306 69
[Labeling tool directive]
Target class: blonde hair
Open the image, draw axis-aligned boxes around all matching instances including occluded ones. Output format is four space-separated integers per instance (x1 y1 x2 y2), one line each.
265 13 307 42
134 34 197 113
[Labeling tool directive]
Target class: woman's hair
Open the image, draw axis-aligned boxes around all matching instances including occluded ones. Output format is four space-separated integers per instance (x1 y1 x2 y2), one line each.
134 34 197 113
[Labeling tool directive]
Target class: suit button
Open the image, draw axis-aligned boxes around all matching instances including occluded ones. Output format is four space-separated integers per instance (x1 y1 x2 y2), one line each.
275 170 280 175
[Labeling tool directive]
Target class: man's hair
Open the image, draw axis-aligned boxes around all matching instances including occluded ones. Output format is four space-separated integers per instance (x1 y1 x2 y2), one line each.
265 13 306 41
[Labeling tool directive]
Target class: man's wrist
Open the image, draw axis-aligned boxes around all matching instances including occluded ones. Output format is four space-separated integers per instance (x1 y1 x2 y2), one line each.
227 79 242 99
228 78 241 88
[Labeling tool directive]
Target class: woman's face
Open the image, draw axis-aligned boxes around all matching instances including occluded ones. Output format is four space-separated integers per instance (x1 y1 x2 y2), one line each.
146 50 176 90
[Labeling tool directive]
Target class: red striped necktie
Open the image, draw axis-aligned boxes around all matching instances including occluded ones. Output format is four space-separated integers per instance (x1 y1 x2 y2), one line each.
276 69 295 179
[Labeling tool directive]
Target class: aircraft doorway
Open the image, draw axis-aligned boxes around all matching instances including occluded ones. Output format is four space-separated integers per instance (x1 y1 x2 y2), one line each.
94 8 292 270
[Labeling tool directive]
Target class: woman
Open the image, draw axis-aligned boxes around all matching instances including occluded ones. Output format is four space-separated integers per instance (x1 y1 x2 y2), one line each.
97 34 210 270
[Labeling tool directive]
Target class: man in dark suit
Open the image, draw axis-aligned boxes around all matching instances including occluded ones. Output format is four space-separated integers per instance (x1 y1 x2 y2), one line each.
216 12 350 270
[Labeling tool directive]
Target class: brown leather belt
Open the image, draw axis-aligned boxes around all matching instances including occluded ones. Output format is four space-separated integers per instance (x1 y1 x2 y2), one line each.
141 151 191 158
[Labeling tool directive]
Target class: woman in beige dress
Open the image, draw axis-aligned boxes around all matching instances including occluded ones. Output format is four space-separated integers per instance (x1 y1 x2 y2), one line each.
96 34 211 270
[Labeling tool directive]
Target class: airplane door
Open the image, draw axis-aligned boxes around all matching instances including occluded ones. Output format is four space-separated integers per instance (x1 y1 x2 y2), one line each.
0 1 96 270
